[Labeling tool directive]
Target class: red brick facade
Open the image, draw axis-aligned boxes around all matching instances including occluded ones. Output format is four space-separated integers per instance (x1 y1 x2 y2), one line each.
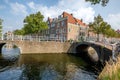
47 12 88 41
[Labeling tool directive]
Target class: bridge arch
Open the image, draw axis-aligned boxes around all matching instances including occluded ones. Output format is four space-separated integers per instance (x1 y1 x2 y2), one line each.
0 43 6 53
76 43 99 63
74 42 112 63
0 42 21 54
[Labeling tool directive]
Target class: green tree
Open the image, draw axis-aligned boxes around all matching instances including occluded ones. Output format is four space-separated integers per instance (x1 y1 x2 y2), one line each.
106 28 117 38
89 15 104 41
89 15 114 41
100 22 111 38
13 29 24 35
0 18 3 39
23 12 48 35
85 0 109 6
116 31 120 38
106 28 117 43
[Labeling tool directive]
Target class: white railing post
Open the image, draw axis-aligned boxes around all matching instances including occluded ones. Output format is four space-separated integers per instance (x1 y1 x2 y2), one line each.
111 43 117 61
12 34 14 41
29 35 31 41
20 35 22 41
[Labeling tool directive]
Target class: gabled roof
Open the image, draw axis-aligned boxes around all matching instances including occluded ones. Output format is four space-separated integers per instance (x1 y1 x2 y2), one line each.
62 12 76 24
62 11 86 26
74 18 86 26
47 17 53 23
47 11 87 26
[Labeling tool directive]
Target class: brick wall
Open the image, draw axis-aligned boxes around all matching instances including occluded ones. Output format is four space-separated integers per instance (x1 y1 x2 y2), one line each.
67 23 80 40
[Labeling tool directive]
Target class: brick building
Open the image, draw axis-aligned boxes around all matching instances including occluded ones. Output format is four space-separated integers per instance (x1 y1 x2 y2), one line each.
47 12 88 41
116 29 120 34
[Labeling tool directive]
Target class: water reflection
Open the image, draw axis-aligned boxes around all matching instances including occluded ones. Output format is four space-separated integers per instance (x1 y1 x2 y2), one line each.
0 53 97 80
19 54 97 80
64 63 96 80
2 44 20 61
41 65 63 80
0 66 23 80
0 45 20 72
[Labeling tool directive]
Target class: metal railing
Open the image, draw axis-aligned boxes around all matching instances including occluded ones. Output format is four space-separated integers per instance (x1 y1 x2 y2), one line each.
3 34 120 44
5 35 66 42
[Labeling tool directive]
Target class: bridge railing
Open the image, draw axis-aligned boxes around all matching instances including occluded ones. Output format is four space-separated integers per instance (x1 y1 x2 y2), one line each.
12 35 66 42
4 34 120 44
86 36 97 42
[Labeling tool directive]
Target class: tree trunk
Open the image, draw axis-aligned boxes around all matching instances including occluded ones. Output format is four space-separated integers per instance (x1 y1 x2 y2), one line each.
97 33 99 42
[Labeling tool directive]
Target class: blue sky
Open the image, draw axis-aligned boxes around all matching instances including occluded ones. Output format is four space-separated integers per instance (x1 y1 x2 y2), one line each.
0 0 120 33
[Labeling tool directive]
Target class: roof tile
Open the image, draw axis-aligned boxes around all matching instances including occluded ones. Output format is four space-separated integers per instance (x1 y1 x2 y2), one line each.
62 11 86 26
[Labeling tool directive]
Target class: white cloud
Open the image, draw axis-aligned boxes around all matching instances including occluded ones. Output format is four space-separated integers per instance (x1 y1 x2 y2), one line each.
27 1 35 10
0 5 6 10
10 2 28 16
106 13 120 30
27 0 95 23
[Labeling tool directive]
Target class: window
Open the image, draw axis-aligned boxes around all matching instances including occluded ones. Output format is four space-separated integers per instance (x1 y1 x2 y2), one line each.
80 32 85 36
69 28 71 32
63 28 66 33
59 29 62 33
80 27 81 30
51 23 55 27
56 29 59 34
51 29 55 34
61 21 65 27
57 23 60 27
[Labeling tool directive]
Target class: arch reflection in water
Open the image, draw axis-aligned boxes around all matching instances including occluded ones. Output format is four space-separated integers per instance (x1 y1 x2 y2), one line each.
1 43 20 61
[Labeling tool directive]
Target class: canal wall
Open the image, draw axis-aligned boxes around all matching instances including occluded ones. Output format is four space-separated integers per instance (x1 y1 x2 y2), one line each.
18 41 71 54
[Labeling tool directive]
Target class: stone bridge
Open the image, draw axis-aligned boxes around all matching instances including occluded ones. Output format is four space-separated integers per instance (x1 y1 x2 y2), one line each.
0 40 71 54
67 42 112 63
0 40 113 63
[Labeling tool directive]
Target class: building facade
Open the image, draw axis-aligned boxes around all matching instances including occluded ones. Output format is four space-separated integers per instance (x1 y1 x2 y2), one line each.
3 31 14 40
47 12 88 41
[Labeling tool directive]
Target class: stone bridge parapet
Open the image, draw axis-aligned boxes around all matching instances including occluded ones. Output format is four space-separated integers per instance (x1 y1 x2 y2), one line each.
0 40 71 54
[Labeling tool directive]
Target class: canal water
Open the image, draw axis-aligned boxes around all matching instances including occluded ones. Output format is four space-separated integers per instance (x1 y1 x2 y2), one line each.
0 46 99 80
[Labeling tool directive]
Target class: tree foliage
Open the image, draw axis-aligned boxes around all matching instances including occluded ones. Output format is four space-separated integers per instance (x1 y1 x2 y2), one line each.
89 15 104 41
88 14 117 41
100 22 111 36
0 18 3 29
85 0 109 6
0 18 3 25
23 12 48 35
106 28 117 38
13 29 24 35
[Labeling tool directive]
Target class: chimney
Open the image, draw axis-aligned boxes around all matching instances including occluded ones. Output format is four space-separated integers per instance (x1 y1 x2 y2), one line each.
48 17 50 20
81 19 83 22
71 13 73 16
